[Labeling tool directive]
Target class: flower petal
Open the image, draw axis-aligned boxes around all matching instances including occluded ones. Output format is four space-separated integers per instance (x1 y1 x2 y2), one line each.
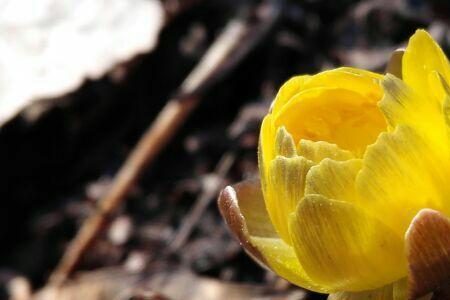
403 30 450 99
328 283 394 300
289 195 406 291
272 75 311 115
271 67 382 116
327 279 428 300
356 125 450 235
405 209 450 299
250 236 328 293
259 114 276 188
304 158 362 203
266 155 314 243
297 140 354 163
380 74 447 148
217 179 327 293
298 67 383 105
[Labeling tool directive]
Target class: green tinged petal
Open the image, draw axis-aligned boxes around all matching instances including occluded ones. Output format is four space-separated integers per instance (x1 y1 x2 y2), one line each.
266 155 314 244
304 158 362 203
250 237 328 293
218 179 328 293
327 278 421 300
275 126 297 157
297 140 354 163
328 284 394 300
289 195 406 291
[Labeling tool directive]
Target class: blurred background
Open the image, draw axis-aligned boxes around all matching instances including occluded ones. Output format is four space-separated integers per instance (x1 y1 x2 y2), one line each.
0 0 449 299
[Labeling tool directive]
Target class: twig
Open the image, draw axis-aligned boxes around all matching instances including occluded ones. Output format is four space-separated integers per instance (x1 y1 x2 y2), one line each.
49 1 280 286
168 151 236 253
168 103 269 253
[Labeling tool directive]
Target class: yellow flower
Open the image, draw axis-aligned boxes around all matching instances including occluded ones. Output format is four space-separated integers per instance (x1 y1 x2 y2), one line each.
219 30 450 300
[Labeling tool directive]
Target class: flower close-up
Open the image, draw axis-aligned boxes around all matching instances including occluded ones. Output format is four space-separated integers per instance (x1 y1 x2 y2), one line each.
219 29 450 300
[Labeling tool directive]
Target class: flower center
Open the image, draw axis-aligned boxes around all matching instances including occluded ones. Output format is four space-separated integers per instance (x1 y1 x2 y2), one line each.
274 88 386 156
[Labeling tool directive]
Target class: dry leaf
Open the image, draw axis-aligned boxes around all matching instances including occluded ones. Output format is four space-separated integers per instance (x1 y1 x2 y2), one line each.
32 267 304 300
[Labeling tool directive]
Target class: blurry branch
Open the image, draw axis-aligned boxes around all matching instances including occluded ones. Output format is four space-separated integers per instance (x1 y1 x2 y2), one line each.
49 1 280 286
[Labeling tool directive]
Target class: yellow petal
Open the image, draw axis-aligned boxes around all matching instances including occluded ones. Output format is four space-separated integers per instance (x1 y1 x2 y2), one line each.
275 87 386 155
217 179 327 293
271 68 382 117
380 74 448 148
266 155 314 244
444 89 450 130
301 67 383 102
429 70 450 124
328 283 394 300
272 75 311 115
327 279 420 300
356 125 450 235
304 158 362 203
403 29 450 99
392 278 408 300
259 114 276 190
337 66 383 78
430 72 450 148
250 236 328 293
297 140 354 163
289 195 406 291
